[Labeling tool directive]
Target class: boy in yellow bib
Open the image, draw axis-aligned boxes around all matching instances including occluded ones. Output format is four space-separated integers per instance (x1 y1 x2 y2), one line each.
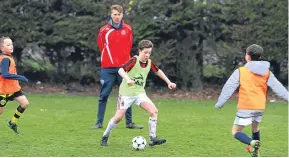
215 44 288 157
100 40 176 147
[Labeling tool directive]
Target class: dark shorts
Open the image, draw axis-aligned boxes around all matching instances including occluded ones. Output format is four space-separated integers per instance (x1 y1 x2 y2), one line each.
0 91 24 107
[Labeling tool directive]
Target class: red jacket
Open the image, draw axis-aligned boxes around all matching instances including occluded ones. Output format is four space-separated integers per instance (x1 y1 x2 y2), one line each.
97 21 133 68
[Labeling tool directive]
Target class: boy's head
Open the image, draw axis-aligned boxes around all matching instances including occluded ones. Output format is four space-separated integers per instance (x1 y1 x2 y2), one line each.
245 44 263 62
110 5 123 26
0 36 13 54
138 40 153 62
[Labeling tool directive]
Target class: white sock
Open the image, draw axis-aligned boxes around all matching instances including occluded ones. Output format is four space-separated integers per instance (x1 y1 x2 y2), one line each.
148 116 157 138
103 118 118 137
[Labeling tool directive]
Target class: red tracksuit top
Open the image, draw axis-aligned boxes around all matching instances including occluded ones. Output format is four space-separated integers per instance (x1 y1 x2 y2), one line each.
97 21 133 68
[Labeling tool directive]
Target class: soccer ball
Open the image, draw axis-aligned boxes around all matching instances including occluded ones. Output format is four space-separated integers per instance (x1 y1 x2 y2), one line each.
132 136 147 150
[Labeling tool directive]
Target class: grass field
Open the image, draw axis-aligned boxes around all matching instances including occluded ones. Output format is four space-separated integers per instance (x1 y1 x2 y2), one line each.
0 93 287 157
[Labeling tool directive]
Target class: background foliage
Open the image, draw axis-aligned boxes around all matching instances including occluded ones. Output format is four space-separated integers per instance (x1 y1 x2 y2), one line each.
0 0 287 89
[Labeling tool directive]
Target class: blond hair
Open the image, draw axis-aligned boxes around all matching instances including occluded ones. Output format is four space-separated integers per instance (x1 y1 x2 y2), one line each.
110 4 123 14
0 36 11 47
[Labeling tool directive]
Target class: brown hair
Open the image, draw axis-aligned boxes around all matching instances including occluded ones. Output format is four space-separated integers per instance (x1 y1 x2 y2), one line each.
246 44 263 61
0 36 11 47
138 40 153 50
110 5 123 14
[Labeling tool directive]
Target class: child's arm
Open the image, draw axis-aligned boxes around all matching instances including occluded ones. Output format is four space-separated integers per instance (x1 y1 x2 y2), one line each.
267 71 288 102
215 69 240 109
118 68 134 86
154 69 176 89
1 58 28 82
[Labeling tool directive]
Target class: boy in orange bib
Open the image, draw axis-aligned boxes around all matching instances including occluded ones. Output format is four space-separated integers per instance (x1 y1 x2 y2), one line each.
0 36 29 134
215 44 288 157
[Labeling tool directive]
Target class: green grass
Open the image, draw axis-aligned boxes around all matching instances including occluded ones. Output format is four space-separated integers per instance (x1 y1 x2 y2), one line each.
0 94 287 157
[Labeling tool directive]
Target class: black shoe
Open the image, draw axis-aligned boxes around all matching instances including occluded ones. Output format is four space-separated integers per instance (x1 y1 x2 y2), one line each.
126 123 143 129
250 140 261 157
92 123 103 129
8 120 19 134
149 136 166 147
100 136 109 146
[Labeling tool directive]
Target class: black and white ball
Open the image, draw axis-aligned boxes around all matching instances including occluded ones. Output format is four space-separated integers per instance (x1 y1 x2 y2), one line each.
132 136 147 150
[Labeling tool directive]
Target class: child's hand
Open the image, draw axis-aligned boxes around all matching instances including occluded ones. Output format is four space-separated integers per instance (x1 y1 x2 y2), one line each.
168 82 176 89
127 79 135 86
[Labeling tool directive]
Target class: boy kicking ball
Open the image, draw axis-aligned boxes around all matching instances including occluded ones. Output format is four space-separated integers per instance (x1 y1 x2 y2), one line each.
100 40 176 147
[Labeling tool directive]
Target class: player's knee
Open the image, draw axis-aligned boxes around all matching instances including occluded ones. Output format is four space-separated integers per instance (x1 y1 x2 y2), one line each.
232 128 238 136
114 118 123 124
22 104 29 109
0 109 3 115
251 127 259 133
114 115 124 123
149 108 158 117
251 122 259 132
21 101 29 109
232 131 237 137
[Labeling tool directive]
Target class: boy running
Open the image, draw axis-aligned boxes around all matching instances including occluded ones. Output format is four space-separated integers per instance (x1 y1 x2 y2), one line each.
215 44 288 157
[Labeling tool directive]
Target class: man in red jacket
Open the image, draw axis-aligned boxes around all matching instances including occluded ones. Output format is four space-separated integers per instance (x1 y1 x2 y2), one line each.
92 4 143 129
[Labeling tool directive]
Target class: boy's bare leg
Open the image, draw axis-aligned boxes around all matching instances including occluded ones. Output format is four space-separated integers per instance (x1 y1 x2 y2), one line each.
8 95 29 134
100 109 126 146
232 124 260 157
140 100 166 146
249 121 261 157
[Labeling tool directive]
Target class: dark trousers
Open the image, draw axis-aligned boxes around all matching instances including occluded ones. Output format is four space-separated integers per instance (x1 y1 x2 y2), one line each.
96 68 132 124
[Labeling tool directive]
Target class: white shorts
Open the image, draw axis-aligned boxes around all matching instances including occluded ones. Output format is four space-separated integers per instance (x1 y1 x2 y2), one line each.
233 116 263 126
116 93 152 110
233 109 264 126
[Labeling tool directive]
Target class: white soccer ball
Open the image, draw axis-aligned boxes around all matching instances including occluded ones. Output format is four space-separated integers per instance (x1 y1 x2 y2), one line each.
132 136 147 150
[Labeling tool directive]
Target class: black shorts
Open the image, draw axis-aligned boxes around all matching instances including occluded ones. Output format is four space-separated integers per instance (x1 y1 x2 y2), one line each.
0 91 24 107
